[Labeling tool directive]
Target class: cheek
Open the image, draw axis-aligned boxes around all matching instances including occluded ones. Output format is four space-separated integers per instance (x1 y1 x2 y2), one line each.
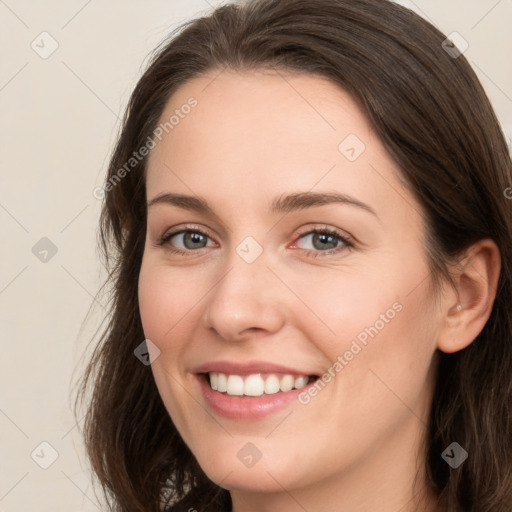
285 253 438 411
138 260 208 444
138 259 205 343
138 261 199 394
275 262 406 359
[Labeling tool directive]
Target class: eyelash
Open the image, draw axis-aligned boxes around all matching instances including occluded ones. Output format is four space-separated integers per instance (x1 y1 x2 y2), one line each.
156 225 354 258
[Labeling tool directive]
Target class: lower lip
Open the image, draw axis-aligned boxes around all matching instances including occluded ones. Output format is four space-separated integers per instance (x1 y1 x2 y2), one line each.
196 374 314 420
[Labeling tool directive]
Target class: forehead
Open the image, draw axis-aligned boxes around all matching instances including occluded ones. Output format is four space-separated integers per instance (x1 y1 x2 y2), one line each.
145 69 421 230
149 69 372 171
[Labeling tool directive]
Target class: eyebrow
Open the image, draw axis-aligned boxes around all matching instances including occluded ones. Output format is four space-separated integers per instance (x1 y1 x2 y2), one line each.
147 191 378 218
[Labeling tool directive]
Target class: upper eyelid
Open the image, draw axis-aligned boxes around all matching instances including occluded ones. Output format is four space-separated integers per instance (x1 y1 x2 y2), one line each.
163 224 347 237
295 224 350 238
165 225 214 238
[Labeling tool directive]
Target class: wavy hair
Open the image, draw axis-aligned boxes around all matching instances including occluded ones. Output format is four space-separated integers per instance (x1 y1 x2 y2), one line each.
77 0 512 510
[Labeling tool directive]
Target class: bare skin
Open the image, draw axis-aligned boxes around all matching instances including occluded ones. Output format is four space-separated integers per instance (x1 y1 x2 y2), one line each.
138 69 500 512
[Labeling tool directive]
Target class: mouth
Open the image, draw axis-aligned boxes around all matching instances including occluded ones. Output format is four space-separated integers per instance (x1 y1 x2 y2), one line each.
200 372 320 397
194 363 323 419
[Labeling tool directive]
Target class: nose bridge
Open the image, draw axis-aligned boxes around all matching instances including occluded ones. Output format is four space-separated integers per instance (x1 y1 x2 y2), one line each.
202 237 285 340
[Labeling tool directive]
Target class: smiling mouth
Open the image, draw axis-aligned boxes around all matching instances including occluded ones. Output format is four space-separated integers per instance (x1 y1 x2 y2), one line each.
202 372 319 397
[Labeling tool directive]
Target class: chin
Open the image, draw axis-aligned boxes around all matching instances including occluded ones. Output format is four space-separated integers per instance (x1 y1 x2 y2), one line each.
205 465 292 494
192 441 308 494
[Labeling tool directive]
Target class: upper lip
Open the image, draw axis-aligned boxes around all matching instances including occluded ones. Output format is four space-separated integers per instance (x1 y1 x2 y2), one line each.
193 360 318 377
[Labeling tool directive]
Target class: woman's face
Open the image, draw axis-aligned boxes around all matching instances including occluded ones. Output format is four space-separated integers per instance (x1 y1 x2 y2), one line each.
139 70 442 500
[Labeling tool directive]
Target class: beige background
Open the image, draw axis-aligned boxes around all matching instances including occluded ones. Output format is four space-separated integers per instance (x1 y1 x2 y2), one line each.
1 1 511 510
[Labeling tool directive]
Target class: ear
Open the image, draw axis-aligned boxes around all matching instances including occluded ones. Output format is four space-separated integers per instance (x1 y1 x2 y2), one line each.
437 238 501 354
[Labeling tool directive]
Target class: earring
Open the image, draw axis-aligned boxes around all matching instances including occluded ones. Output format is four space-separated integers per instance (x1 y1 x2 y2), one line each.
456 304 462 312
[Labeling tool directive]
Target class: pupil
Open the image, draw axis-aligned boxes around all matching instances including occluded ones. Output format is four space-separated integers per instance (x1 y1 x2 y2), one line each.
313 233 337 250
185 232 206 249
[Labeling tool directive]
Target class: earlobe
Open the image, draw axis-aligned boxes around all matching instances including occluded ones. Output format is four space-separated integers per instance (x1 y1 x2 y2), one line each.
437 239 501 354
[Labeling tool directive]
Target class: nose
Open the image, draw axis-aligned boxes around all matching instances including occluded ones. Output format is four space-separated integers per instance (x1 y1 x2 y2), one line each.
201 254 286 342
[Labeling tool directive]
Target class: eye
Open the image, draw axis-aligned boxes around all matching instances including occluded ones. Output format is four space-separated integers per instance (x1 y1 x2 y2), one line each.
156 224 353 258
157 226 216 254
292 227 353 256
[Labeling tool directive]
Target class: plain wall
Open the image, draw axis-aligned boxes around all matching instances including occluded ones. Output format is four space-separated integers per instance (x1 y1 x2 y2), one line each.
1 1 511 510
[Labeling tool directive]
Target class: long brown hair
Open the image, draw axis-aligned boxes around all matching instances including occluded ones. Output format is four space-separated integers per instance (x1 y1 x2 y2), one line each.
77 0 512 510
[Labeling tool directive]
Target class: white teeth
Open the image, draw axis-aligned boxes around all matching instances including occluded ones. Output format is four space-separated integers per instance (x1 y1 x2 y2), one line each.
226 375 244 396
210 372 218 390
208 372 312 396
279 374 294 392
217 372 227 392
294 376 309 389
244 374 265 396
264 375 280 395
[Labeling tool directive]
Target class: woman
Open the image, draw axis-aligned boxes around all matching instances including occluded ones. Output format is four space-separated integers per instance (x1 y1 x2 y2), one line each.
78 0 512 510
